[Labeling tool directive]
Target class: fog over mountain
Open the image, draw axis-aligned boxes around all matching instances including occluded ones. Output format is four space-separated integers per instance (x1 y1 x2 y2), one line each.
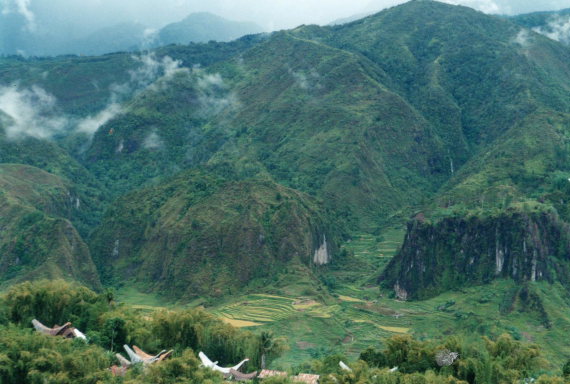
2 0 569 38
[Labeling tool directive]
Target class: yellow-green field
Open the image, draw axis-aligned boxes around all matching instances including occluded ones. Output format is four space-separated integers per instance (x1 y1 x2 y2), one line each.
114 226 570 370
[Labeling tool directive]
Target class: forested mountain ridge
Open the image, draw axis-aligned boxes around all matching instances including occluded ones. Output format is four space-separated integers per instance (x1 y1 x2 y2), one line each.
90 171 343 298
0 10 264 56
1 0 570 310
0 164 101 290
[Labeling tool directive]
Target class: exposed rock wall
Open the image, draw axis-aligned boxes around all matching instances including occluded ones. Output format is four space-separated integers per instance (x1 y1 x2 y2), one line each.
313 235 330 265
380 210 570 300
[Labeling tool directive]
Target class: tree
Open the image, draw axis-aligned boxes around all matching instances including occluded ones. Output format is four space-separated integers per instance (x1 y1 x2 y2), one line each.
101 317 127 352
359 346 387 368
562 359 570 378
259 331 287 369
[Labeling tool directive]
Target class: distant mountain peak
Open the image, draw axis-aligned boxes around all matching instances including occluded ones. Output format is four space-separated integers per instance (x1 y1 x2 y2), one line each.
157 12 264 45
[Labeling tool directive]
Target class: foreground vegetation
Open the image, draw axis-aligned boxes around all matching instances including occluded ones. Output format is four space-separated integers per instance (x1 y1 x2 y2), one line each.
0 280 282 383
1 280 569 383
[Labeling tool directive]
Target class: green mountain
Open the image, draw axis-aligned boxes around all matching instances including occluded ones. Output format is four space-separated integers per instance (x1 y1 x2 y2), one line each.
510 8 570 45
157 12 264 45
381 209 570 300
89 170 342 298
81 1 570 231
4 3 570 367
3 0 570 295
84 27 450 230
0 9 263 57
366 2 570 299
0 164 100 289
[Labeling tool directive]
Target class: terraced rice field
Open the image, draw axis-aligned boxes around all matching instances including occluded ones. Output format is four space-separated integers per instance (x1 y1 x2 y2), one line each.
352 320 409 333
118 226 415 367
220 318 264 327
339 295 366 303
213 294 341 326
115 227 570 371
332 227 405 298
214 294 297 325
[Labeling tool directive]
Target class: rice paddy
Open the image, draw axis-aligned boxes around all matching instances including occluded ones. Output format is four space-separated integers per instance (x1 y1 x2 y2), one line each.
214 294 296 324
116 226 570 371
351 320 409 333
338 295 366 303
220 318 264 327
213 294 341 326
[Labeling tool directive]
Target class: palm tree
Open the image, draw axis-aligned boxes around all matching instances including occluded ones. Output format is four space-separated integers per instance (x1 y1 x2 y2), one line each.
259 331 287 369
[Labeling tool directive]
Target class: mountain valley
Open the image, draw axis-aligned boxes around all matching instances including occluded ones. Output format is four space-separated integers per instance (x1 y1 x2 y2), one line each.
3 0 570 379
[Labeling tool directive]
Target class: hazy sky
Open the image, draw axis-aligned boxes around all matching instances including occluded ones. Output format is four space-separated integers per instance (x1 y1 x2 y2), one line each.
3 0 570 33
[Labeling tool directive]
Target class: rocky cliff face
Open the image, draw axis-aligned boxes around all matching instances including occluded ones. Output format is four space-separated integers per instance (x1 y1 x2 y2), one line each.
380 210 570 300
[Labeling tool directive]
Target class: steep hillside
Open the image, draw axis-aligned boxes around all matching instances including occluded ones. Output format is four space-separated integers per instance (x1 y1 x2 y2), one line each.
210 31 448 227
381 208 570 300
83 1 570 232
330 2 570 299
322 1 570 150
85 29 450 229
90 170 342 298
0 117 107 235
0 164 100 289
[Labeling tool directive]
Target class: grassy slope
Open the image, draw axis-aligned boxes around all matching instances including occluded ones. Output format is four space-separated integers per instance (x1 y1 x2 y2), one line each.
0 164 100 289
0 136 107 236
114 227 570 372
80 3 570 230
209 31 448 229
316 1 570 216
90 170 343 298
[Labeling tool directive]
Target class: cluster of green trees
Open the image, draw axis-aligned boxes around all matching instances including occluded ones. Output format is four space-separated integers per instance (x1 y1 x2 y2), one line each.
0 280 285 384
284 334 566 384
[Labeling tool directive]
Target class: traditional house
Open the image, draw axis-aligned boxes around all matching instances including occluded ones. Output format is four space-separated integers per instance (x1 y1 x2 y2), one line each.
292 373 320 384
258 369 288 379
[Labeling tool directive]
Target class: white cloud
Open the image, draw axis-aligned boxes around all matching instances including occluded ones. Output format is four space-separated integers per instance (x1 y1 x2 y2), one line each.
438 0 502 14
77 53 187 138
288 67 321 90
143 130 164 149
513 29 531 47
194 70 239 116
291 71 309 89
533 15 570 44
141 27 159 49
77 103 122 135
128 53 187 93
0 52 193 142
197 73 225 90
0 85 67 140
2 0 36 32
